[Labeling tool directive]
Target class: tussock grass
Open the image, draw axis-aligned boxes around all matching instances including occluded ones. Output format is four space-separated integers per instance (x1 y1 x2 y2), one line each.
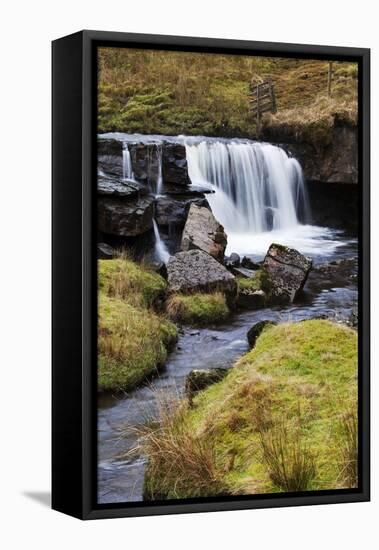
259 418 316 492
166 292 230 326
142 320 358 497
128 395 227 500
337 407 358 488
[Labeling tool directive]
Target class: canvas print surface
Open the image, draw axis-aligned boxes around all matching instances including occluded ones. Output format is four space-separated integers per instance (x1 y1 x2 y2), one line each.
96 48 359 504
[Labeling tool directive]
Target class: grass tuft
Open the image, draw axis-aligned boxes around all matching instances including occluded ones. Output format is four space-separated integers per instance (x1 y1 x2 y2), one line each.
129 396 227 500
259 419 317 492
337 407 358 488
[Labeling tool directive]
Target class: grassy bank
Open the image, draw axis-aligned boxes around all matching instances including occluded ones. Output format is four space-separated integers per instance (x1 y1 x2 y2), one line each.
98 257 177 392
142 320 358 499
98 49 357 140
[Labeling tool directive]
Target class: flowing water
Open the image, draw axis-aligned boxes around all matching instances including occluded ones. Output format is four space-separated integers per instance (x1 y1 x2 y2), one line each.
98 133 358 504
122 144 133 180
152 218 170 264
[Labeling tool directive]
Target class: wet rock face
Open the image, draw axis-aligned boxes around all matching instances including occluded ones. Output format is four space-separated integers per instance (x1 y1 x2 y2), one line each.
167 250 237 305
129 143 161 186
180 204 227 262
155 195 209 227
185 368 228 405
98 196 154 237
264 124 358 185
263 243 312 304
162 143 192 186
98 175 146 198
98 139 124 178
247 320 277 349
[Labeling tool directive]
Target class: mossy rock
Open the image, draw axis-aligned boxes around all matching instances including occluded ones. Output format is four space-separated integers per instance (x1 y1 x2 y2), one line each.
166 292 230 326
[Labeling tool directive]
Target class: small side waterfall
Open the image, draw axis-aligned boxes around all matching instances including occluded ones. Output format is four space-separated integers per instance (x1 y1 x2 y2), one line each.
185 140 310 234
153 219 170 264
155 144 163 196
122 145 133 180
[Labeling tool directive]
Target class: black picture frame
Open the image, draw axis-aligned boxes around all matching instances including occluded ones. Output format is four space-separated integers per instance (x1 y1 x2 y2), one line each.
52 30 370 520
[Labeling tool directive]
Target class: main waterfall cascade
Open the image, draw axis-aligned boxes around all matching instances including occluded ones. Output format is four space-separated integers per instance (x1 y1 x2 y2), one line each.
185 141 310 233
102 134 345 258
184 138 342 257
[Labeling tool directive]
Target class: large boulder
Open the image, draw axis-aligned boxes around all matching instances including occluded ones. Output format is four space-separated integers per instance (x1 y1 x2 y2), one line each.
263 243 312 304
98 196 154 237
185 368 228 405
167 250 237 305
180 204 227 262
162 143 192 186
97 175 146 198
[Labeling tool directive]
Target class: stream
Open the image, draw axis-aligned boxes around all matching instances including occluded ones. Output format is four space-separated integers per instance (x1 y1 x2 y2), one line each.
97 232 357 504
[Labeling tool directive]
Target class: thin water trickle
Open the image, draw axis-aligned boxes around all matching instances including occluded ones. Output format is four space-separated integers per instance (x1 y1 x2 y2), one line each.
122 144 133 180
153 219 170 264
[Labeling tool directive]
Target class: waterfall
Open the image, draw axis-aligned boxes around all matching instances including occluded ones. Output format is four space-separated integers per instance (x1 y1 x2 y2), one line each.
153 219 170 264
185 140 310 235
122 145 133 180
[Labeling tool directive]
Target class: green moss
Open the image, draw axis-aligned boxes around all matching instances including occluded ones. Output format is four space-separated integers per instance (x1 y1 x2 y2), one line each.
144 320 358 497
237 269 272 301
98 294 177 392
166 292 230 326
98 258 167 308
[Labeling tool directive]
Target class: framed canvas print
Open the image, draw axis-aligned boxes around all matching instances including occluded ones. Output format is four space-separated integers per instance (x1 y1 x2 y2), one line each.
52 31 370 520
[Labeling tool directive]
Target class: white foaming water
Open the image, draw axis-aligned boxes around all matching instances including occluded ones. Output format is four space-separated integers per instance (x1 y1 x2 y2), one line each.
226 225 346 258
122 144 133 180
153 219 170 264
185 139 339 257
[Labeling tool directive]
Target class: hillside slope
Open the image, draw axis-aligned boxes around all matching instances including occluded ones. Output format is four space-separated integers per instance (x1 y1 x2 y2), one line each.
98 48 358 140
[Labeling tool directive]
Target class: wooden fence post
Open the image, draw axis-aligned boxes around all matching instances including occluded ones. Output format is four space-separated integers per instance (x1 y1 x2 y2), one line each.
327 61 333 97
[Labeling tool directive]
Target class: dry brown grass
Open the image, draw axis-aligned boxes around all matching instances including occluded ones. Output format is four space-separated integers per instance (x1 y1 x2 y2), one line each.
127 394 226 500
337 408 358 488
